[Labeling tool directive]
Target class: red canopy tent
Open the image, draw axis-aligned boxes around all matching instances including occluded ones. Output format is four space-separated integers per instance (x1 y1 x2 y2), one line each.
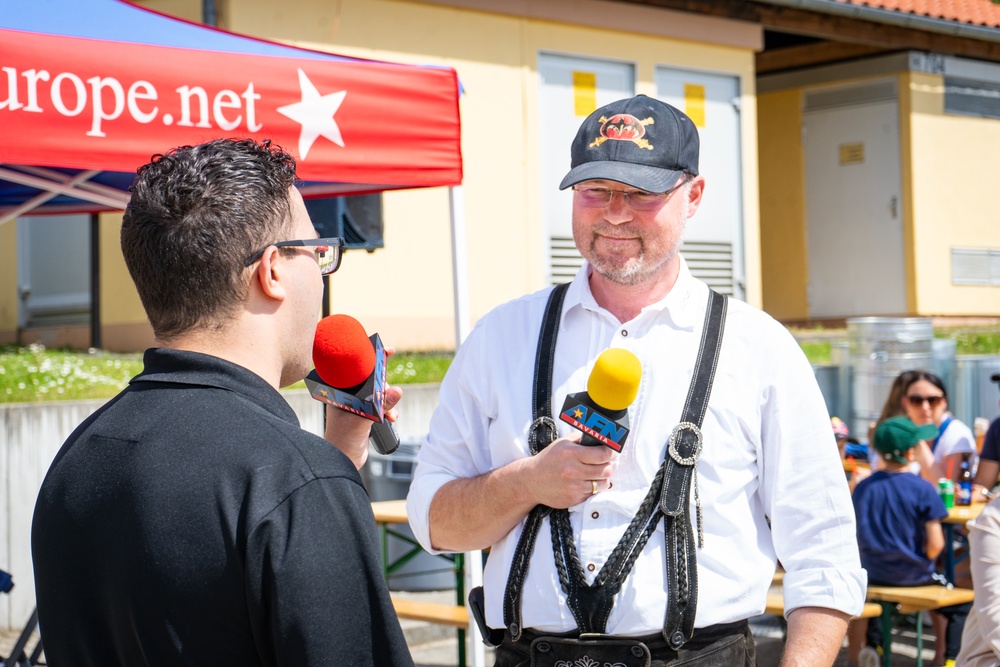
0 0 463 215
0 0 471 344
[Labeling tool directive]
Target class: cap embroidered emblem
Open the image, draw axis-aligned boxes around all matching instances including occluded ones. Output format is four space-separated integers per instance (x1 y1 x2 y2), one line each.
589 113 655 150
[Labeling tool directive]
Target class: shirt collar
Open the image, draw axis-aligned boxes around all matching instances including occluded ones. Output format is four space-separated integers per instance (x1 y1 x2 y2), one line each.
565 255 706 330
129 348 300 425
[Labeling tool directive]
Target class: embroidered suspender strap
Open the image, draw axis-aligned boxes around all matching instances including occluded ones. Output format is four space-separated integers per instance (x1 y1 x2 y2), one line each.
501 282 570 641
527 283 570 456
660 288 728 649
548 465 665 632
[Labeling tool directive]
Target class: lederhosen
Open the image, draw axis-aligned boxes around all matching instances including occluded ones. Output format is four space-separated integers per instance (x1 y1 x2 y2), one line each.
473 282 740 666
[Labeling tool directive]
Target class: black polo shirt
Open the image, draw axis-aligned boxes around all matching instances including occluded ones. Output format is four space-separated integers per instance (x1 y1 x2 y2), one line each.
32 348 412 667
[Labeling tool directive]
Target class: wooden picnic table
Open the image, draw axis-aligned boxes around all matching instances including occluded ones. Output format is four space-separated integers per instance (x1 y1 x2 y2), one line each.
371 498 409 525
370 499 483 667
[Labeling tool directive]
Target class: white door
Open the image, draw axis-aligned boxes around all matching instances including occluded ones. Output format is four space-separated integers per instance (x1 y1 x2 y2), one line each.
17 214 91 328
656 68 744 298
537 53 634 284
803 80 906 317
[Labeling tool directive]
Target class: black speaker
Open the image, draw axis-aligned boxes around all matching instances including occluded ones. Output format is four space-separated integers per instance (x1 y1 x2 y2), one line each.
305 194 384 252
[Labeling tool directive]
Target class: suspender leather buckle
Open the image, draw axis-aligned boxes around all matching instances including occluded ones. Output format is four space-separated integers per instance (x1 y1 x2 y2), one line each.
667 421 702 466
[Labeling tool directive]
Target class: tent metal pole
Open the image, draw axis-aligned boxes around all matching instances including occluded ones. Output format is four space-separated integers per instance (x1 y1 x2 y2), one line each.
0 169 122 226
16 165 130 200
0 168 128 212
202 0 217 27
449 186 470 350
90 213 101 349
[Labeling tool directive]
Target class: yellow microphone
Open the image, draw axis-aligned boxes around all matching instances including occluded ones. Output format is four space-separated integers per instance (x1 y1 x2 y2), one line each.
559 348 642 452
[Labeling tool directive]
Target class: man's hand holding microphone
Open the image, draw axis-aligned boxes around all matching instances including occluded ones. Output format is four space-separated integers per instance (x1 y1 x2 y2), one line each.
523 347 642 509
307 314 402 469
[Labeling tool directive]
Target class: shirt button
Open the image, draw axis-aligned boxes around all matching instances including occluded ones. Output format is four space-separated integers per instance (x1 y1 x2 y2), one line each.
591 511 599 519
587 563 596 572
620 329 628 337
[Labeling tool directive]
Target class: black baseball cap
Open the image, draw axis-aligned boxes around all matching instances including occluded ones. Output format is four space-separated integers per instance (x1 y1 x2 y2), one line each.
559 94 700 194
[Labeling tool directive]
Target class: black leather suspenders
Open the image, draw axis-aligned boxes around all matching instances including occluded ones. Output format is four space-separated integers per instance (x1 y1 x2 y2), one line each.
501 283 728 648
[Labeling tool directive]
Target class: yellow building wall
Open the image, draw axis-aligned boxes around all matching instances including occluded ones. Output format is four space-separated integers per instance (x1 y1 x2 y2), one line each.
1 0 760 352
221 0 760 349
759 65 1000 322
758 88 808 320
99 212 156 352
907 72 1000 316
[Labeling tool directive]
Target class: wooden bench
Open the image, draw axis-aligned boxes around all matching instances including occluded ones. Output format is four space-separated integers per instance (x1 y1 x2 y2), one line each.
391 595 470 628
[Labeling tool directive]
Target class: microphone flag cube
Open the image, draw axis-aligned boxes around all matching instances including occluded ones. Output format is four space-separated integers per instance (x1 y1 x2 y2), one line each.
559 393 631 452
306 332 390 423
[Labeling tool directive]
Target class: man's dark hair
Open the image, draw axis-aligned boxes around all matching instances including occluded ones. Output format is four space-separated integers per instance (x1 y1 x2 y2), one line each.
121 138 298 340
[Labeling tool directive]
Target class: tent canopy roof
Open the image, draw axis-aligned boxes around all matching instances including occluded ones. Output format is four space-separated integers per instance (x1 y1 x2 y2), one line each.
0 0 463 221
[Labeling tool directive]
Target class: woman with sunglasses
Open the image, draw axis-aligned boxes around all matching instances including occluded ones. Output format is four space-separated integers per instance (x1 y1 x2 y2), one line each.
871 370 976 484
897 370 978 485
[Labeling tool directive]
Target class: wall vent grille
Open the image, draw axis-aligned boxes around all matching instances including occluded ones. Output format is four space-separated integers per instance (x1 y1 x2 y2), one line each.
803 80 897 113
952 247 1000 286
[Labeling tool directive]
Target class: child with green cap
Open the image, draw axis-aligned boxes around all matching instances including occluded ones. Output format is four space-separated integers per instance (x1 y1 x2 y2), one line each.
847 416 971 667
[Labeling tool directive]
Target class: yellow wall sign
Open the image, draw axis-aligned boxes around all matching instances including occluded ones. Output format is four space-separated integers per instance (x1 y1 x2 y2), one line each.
684 83 706 127
573 71 597 117
839 143 865 165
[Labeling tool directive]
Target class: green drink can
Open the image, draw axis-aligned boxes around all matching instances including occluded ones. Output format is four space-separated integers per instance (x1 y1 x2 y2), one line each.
938 479 955 509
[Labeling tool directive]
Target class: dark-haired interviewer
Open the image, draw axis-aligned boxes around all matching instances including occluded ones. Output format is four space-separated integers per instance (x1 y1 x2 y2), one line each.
32 139 412 667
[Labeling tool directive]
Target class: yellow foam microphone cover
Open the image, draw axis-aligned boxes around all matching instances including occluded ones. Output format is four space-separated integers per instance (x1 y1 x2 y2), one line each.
587 348 642 411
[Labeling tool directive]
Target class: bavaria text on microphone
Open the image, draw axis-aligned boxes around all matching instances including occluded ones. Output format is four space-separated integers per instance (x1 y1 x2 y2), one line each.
560 395 630 451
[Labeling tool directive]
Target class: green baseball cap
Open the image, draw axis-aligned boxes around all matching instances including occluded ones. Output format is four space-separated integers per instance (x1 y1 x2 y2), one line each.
873 416 938 464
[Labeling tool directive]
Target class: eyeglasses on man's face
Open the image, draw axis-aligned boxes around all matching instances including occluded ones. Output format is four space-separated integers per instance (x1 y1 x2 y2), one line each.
243 237 345 275
905 394 945 408
571 178 688 212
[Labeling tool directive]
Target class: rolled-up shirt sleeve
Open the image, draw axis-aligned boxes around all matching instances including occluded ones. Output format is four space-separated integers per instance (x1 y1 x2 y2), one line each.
406 321 493 556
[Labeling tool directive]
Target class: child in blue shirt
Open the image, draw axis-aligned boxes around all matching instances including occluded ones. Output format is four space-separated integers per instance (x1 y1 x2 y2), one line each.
848 416 971 667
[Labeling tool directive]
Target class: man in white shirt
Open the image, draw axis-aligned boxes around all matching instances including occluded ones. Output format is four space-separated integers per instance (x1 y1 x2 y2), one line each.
407 95 866 666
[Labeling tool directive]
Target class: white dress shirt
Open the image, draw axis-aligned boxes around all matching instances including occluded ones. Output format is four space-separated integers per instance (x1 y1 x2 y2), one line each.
407 258 867 635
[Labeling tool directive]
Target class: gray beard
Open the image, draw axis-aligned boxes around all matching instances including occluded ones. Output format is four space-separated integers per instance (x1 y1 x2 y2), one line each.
588 245 680 286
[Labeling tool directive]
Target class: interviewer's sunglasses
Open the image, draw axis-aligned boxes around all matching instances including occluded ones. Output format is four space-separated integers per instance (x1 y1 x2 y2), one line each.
905 394 945 408
244 237 344 275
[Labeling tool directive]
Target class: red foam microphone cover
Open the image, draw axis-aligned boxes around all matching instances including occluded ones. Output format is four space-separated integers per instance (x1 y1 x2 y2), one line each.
312 314 377 389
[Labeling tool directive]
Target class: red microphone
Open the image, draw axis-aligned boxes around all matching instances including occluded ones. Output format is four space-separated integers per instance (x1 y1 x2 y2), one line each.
305 314 400 455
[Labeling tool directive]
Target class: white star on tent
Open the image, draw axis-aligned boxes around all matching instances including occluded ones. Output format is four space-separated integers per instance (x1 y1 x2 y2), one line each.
277 68 347 159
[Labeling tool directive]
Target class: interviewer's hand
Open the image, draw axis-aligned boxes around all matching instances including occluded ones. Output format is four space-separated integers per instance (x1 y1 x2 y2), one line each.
523 436 615 508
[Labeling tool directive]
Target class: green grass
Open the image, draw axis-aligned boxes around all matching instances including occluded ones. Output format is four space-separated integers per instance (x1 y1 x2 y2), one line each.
4 327 999 403
944 329 1000 356
386 353 453 384
0 344 144 403
790 326 1000 365
797 341 833 365
0 344 453 403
